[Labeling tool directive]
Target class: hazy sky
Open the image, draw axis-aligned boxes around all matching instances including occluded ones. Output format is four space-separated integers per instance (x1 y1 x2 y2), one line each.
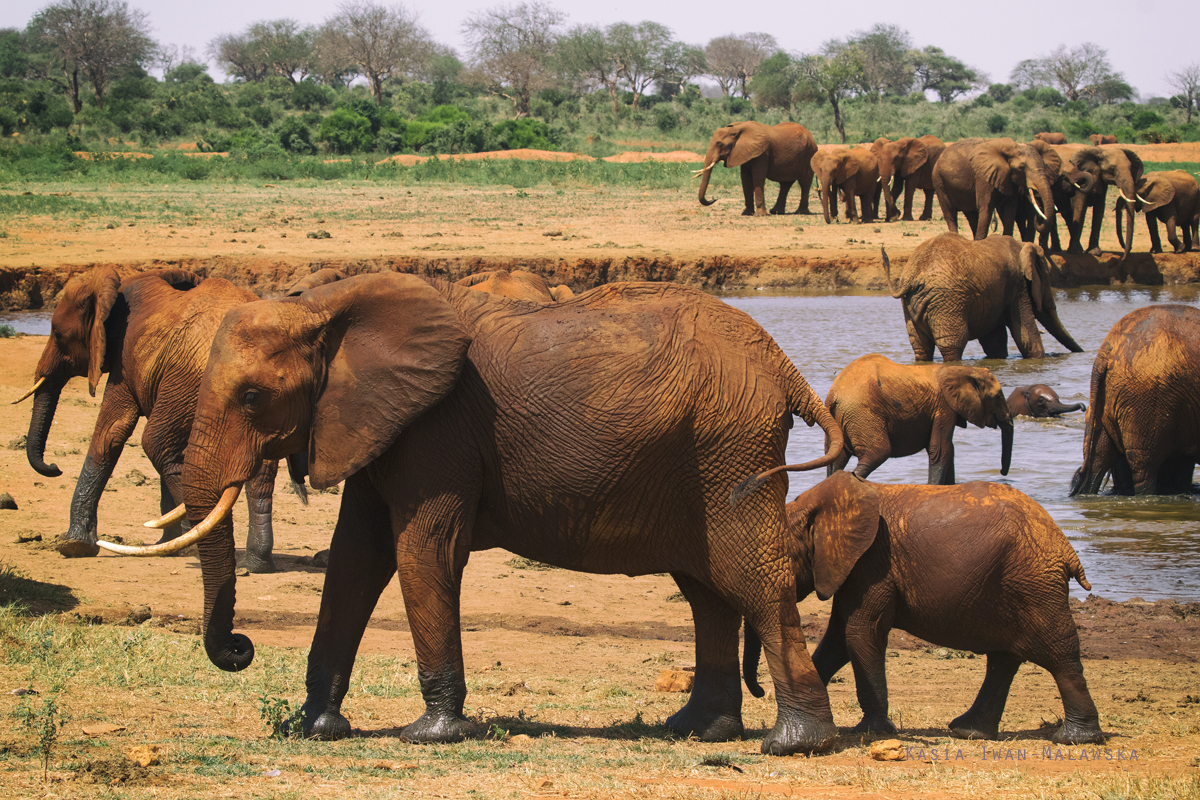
4 0 1194 99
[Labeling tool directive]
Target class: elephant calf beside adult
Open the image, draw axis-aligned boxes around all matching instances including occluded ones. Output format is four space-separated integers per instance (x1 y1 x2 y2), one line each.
871 135 945 222
883 235 1083 362
1007 385 1085 418
696 121 817 216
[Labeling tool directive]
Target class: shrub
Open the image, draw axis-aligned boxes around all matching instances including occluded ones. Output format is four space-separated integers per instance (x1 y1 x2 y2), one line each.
988 83 1014 103
489 118 562 150
972 94 994 109
291 81 334 111
1034 88 1065 107
986 113 1007 134
1130 109 1164 131
246 105 274 128
276 116 315 154
317 108 374 154
654 105 678 132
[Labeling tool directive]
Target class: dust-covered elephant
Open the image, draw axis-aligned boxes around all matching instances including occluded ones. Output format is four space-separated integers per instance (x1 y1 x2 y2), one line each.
1034 132 1067 145
824 354 1012 485
1088 134 1118 146
744 473 1103 745
1007 384 1085 418
883 235 1083 362
871 135 945 222
1071 304 1200 495
1114 170 1199 254
932 138 1057 241
104 274 849 756
695 121 817 216
13 268 282 573
1069 146 1146 258
1022 140 1096 254
810 147 879 224
455 269 574 301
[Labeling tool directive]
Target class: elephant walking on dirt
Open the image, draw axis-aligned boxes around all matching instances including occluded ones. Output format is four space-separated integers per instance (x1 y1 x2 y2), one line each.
1071 304 1200 496
883 235 1083 362
932 138 1057 241
106 275 849 756
13 268 281 573
744 473 1103 745
871 135 945 222
1069 146 1146 258
824 354 1012 485
1114 170 1199 254
696 121 817 215
810 147 879 224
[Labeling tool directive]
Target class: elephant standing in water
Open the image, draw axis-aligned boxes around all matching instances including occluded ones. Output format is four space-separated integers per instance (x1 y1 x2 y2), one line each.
883 235 1084 362
696 121 817 216
1071 304 1200 496
107 274 848 755
14 268 281 573
1007 385 1085 418
871 135 945 221
744 473 1103 745
932 138 1057 241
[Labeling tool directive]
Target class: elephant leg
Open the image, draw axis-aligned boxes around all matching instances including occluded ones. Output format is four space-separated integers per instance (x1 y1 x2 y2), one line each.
1147 215 1164 254
1163 215 1183 253
740 166 757 215
1071 423 1121 496
917 187 934 221
936 188 958 234
797 169 814 214
1047 667 1104 744
141 414 193 545
905 313 936 362
843 183 858 223
811 611 850 685
841 605 896 734
770 180 794 215
241 459 278 574
900 181 916 221
1086 197 1105 253
974 188 993 240
298 473 396 741
825 433 853 477
1019 616 1103 744
1157 455 1196 494
1126 447 1164 496
665 574 744 742
743 161 769 215
156 468 190 543
978 325 1008 360
1006 296 1047 359
927 438 956 485
949 651 1020 740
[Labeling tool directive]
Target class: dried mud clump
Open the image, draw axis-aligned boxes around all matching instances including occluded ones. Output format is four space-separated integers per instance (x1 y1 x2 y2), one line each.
73 756 156 786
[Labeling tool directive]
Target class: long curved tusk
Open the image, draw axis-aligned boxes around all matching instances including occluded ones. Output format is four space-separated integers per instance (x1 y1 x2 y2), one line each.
1118 190 1135 203
1029 188 1047 220
690 162 715 179
145 503 187 529
1136 194 1150 204
11 376 46 404
98 484 242 556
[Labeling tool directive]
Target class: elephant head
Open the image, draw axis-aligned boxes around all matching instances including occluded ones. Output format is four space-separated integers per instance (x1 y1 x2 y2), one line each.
1070 147 1146 258
938 366 1014 475
14 267 198 477
164 274 470 672
1008 384 1085 418
970 138 1057 234
873 137 931 221
696 122 767 206
810 149 869 224
1115 172 1176 252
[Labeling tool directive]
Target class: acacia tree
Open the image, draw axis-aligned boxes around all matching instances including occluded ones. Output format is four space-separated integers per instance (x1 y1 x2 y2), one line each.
796 41 861 143
28 0 154 113
911 46 982 102
557 24 621 112
320 0 433 106
705 33 776 99
462 2 563 118
249 19 316 85
208 31 270 82
609 21 677 109
1012 43 1128 103
1167 62 1200 124
849 23 912 102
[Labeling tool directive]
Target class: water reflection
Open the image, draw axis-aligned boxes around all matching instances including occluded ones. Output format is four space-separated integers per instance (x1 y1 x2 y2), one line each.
0 311 52 336
723 287 1200 602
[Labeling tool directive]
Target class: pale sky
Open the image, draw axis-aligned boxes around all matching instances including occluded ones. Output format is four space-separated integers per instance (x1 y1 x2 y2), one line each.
4 0 1194 99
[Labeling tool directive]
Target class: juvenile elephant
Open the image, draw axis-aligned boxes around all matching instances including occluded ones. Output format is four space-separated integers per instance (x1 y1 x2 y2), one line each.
14 268 280 572
744 473 1103 745
455 269 574 301
883 235 1084 362
105 274 848 755
932 138 1057 241
810 147 879 224
1069 146 1146 258
1114 170 1199 254
824 354 1012 485
1007 385 1085 418
696 121 817 215
1034 132 1067 145
1089 134 1118 146
871 135 945 221
1071 304 1200 495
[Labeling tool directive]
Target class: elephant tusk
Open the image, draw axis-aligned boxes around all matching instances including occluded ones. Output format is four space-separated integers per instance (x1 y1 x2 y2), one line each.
99 484 241 556
691 163 715 179
11 376 46 404
1073 181 1087 191
1136 193 1150 204
1118 190 1135 203
1029 188 1047 221
145 503 187 529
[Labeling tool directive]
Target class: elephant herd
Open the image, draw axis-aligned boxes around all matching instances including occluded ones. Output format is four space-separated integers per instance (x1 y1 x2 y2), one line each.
697 121 1200 258
9 244 1196 755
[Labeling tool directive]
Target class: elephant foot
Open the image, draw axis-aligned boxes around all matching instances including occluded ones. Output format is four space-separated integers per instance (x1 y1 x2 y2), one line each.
754 209 768 217
1051 716 1104 745
238 553 277 574
57 535 99 558
851 715 897 735
400 709 477 743
761 711 837 755
1087 247 1104 256
299 706 352 741
1150 247 1163 254
741 208 756 216
796 208 813 215
665 700 744 742
948 711 1000 740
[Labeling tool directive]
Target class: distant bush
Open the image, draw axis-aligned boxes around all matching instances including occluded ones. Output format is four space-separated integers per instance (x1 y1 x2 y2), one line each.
654 105 678 132
490 118 563 150
986 113 1007 133
317 108 374 154
1130 109 1165 130
276 116 315 154
291 81 334 111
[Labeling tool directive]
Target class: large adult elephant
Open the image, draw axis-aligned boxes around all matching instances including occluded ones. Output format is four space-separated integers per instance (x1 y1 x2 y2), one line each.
932 138 1057 241
870 135 945 221
1071 304 1200 496
12 268 281 572
883 235 1083 362
810 147 879 224
1114 170 1199 254
1020 140 1096 254
1069 146 1146 258
103 274 848 756
695 121 817 216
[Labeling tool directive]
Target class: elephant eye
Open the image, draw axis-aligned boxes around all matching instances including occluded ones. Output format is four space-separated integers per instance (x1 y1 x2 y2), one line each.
242 389 262 408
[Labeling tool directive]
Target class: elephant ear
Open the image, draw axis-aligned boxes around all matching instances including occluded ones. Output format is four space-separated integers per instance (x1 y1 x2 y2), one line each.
286 268 346 296
970 142 1013 194
1018 242 1050 313
938 366 995 428
549 284 575 302
80 267 121 396
1137 174 1175 212
900 138 928 175
1119 148 1145 182
728 125 768 167
1036 143 1062 179
303 273 472 490
791 472 880 601
455 270 500 288
121 269 201 292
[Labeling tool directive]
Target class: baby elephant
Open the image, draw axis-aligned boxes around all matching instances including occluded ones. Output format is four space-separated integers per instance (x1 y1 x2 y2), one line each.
825 354 1012 484
745 472 1103 745
1007 384 1085 418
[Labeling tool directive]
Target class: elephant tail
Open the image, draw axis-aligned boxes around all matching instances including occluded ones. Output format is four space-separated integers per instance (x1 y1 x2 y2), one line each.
742 622 766 698
1066 549 1092 592
881 246 902 298
1069 348 1110 497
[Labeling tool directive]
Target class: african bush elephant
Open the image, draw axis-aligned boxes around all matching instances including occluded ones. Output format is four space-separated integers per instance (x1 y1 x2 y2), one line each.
824 354 1012 485
1071 304 1200 496
696 121 817 215
932 138 1057 241
1034 132 1067 145
1020 140 1096 254
810 147 879 224
13 268 280 573
106 274 848 755
883 235 1083 362
1069 146 1146 257
1114 170 1199 254
455 269 574 301
870 135 945 221
744 473 1103 745
1089 134 1118 146
1007 385 1085 418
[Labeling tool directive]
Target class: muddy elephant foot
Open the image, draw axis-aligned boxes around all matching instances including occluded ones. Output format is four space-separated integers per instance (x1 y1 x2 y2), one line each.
56 536 100 558
851 715 897 735
238 552 277 574
760 711 837 755
948 711 1000 740
298 706 352 741
1051 717 1104 745
665 699 744 742
400 710 476 743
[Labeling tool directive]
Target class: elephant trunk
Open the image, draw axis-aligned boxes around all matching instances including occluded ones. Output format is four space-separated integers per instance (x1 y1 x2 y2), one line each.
197 511 255 672
1000 419 1013 476
1121 200 1135 260
25 376 66 477
697 165 717 206
1030 176 1056 234
819 180 833 225
1048 399 1086 415
1037 306 1084 354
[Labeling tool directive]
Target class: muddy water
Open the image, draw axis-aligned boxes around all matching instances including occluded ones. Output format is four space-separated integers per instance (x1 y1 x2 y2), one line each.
725 287 1200 602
